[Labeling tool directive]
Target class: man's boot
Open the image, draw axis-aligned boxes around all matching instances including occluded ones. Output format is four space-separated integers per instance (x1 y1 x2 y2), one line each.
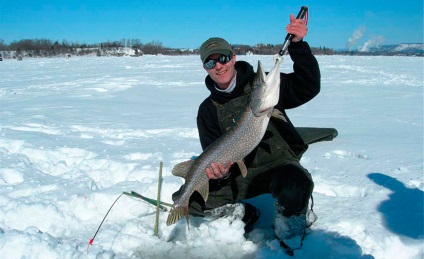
274 201 317 240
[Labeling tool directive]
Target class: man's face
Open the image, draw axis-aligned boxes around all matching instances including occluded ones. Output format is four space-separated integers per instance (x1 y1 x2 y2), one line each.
204 53 236 90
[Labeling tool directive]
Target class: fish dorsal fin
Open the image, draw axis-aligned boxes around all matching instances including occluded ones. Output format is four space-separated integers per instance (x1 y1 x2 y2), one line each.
172 160 194 179
196 182 209 202
237 161 248 177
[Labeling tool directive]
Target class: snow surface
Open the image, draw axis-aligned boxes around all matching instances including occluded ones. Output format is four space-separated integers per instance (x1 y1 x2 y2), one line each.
0 55 423 259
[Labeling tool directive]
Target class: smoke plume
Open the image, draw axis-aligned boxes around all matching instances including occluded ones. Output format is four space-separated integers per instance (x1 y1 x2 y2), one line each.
359 36 385 52
346 26 366 49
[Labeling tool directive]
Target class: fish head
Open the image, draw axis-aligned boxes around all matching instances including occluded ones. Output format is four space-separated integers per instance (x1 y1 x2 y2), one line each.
250 60 281 117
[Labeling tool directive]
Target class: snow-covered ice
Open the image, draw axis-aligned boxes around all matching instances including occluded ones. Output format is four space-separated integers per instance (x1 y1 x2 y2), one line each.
0 54 423 258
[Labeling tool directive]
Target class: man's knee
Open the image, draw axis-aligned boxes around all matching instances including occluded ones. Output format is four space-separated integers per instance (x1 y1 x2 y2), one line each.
270 163 314 217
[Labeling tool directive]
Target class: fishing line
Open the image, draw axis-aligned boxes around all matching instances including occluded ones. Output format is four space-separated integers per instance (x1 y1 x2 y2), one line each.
87 193 124 254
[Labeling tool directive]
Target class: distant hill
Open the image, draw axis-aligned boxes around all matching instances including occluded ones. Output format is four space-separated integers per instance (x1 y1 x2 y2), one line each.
337 43 424 56
368 43 424 53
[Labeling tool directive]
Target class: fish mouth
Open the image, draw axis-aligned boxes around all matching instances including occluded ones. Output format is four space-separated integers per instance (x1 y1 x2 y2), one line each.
250 60 281 116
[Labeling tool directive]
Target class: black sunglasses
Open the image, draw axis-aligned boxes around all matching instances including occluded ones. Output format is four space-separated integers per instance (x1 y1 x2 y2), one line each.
203 53 233 69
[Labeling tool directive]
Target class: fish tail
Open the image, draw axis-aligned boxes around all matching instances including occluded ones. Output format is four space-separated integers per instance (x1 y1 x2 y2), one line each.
166 204 189 226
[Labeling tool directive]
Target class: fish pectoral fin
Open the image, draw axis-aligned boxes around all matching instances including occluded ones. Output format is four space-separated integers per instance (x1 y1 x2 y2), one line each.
196 182 209 202
237 161 248 177
271 108 287 122
172 160 194 178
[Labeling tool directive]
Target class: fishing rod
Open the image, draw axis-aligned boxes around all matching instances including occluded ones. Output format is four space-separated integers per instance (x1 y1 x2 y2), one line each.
278 6 309 56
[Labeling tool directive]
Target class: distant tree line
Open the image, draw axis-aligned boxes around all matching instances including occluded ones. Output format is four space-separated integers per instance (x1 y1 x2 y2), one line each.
4 38 419 58
0 38 182 58
0 38 338 59
333 49 423 56
232 43 334 55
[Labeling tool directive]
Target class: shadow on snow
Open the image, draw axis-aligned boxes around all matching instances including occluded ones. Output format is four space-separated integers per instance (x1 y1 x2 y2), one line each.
368 172 424 240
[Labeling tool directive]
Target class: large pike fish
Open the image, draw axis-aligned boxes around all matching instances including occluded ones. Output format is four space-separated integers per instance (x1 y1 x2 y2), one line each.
166 60 281 226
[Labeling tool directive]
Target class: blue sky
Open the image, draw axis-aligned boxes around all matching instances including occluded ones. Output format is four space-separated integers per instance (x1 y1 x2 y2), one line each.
1 0 423 50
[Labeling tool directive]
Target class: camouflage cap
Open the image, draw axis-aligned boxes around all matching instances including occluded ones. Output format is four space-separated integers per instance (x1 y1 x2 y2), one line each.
199 37 233 63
